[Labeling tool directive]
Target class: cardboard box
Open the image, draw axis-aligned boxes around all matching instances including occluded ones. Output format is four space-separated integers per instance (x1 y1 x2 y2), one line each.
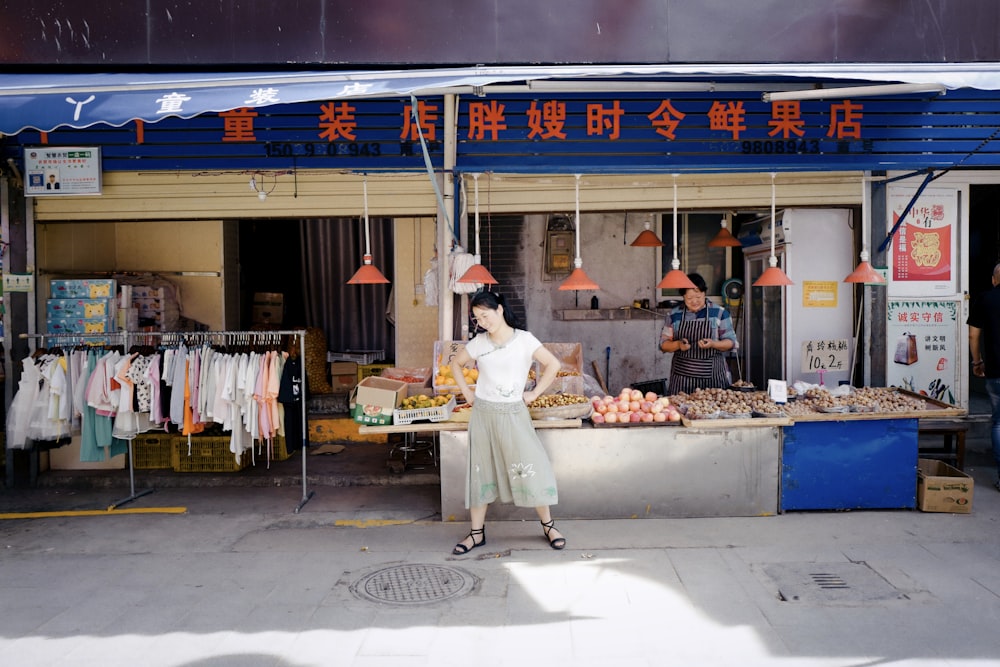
252 304 283 324
46 298 113 319
131 285 165 299
330 361 358 394
917 458 974 513
47 317 113 334
49 278 116 299
350 376 407 425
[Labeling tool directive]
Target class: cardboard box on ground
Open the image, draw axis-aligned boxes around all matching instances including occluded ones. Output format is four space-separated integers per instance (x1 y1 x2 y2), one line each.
917 458 974 513
350 376 408 425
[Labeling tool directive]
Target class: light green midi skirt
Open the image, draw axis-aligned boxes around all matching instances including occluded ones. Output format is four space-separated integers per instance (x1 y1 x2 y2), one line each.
465 398 559 509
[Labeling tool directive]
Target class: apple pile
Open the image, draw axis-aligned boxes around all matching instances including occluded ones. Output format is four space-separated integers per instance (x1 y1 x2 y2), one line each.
590 388 682 424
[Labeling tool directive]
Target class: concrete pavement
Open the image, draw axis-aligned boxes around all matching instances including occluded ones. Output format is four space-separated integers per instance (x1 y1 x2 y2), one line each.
2 448 1000 667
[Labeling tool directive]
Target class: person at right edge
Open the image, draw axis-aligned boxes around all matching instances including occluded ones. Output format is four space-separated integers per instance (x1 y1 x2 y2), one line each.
448 289 566 555
659 272 738 394
967 261 1000 492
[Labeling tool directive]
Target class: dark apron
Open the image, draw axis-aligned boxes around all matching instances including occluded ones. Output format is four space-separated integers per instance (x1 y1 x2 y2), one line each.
667 314 731 394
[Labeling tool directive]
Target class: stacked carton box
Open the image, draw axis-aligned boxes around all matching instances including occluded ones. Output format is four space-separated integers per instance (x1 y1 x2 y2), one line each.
47 279 117 335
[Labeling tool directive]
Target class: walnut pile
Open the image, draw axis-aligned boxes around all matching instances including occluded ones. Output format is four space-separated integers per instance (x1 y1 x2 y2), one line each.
528 393 589 408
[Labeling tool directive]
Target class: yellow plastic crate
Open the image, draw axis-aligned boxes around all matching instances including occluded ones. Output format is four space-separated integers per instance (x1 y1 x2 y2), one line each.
171 436 248 473
357 363 392 382
255 435 292 463
131 433 173 470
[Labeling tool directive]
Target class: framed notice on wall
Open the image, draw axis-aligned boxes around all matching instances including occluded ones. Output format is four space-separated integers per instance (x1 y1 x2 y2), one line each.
886 187 957 296
886 299 959 405
24 146 102 196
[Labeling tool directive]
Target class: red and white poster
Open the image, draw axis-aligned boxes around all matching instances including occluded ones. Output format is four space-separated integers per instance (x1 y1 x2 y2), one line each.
887 187 957 296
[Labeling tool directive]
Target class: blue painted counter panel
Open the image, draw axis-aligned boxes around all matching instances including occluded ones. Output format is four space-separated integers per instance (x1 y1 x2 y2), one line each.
781 418 918 511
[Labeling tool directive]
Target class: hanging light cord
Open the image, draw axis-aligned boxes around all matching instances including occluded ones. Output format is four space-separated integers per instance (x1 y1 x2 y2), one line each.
671 174 680 270
574 174 582 267
769 172 778 267
473 173 482 258
363 175 372 256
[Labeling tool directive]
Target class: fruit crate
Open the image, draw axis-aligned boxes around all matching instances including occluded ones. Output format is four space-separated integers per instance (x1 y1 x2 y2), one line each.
357 363 393 383
393 396 456 425
131 433 173 469
171 436 248 473
255 435 292 463
327 349 385 365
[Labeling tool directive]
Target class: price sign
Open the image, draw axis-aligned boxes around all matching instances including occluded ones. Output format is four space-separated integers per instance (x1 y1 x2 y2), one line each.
801 339 849 373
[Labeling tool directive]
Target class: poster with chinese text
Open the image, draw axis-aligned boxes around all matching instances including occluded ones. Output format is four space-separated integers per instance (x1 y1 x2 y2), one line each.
887 187 957 296
886 299 959 405
24 147 102 196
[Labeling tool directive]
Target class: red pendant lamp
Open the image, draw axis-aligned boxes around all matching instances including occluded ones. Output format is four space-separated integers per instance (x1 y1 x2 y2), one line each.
559 174 600 291
844 173 886 284
347 175 390 285
656 175 698 290
630 217 664 247
457 173 499 285
708 217 742 247
752 173 794 287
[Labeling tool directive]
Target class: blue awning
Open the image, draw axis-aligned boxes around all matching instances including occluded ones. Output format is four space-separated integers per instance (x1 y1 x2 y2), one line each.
3 63 1000 135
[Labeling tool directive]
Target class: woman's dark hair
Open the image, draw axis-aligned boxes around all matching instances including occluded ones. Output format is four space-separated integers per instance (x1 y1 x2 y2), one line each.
470 288 521 329
679 272 708 295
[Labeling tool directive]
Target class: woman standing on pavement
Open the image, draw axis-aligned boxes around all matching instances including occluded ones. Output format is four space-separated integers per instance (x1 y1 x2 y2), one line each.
449 289 566 554
659 272 737 394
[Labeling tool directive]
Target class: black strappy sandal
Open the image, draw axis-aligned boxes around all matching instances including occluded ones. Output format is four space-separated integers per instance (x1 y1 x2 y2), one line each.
540 519 566 550
452 527 486 555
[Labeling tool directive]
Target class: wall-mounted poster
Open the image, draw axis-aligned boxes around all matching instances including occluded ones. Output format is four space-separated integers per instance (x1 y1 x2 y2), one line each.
24 147 102 196
886 299 960 405
887 187 957 297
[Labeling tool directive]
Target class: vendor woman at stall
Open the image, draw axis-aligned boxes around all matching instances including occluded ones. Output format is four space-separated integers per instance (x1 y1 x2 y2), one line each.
659 272 737 393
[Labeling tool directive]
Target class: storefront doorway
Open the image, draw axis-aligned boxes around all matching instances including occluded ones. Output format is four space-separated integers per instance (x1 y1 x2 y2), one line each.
967 184 1000 416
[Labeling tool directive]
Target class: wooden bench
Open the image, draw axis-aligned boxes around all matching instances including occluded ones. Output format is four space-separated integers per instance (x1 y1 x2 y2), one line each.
918 419 968 470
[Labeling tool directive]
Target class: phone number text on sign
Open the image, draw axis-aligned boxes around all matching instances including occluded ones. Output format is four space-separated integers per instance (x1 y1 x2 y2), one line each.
801 339 850 373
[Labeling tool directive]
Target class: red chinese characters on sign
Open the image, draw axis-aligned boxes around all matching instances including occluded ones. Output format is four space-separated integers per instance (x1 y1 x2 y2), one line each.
467 101 508 141
216 96 868 149
219 107 258 142
586 101 624 140
708 101 747 140
827 100 863 139
767 101 805 139
401 101 439 142
527 100 567 139
896 310 946 324
318 102 358 141
647 100 686 140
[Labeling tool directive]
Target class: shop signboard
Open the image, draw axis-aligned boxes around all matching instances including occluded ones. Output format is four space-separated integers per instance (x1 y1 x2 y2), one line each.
886 299 959 405
887 187 957 296
9 90 1000 175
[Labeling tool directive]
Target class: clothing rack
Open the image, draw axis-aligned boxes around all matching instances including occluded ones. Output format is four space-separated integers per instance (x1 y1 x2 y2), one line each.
19 328 314 513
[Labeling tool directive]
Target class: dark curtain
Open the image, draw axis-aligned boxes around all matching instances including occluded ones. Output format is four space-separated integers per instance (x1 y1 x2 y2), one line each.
299 217 395 357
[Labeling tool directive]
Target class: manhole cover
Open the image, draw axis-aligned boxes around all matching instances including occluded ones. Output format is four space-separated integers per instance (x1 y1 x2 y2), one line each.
763 561 908 604
350 564 477 605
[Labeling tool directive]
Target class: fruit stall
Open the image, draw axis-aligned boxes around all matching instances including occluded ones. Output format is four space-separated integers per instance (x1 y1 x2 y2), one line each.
354 340 965 519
